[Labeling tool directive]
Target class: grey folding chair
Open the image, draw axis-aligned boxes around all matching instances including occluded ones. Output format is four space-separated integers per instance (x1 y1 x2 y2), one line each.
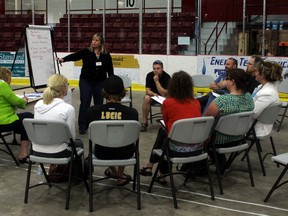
88 120 141 212
0 131 20 166
276 81 288 132
119 75 133 107
245 102 282 176
211 111 255 195
264 153 288 202
192 74 215 96
23 119 88 210
148 117 215 209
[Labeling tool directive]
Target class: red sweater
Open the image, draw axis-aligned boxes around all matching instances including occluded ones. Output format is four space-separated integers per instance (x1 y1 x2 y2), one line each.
162 98 201 133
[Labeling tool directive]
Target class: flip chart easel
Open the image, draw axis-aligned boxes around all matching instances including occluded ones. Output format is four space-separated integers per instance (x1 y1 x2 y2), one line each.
25 25 59 89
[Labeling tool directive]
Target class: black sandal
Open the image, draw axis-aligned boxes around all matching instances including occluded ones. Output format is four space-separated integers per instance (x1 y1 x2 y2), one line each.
140 167 153 176
104 168 117 179
117 174 132 186
18 156 35 164
155 176 167 185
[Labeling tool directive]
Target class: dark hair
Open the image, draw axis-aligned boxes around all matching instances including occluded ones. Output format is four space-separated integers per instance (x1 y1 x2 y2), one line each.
251 55 263 66
153 60 163 67
226 68 250 92
102 75 126 101
256 61 283 82
167 70 194 102
227 57 238 68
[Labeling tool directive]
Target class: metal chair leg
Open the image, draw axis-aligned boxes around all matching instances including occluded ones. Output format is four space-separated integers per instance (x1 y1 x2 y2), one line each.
24 161 32 203
255 139 266 176
264 165 288 202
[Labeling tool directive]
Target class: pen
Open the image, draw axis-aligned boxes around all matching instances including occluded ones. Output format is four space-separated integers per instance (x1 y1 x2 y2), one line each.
24 91 25 97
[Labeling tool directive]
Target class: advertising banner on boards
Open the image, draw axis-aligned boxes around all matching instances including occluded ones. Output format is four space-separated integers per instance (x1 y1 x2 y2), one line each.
0 52 25 77
197 55 288 80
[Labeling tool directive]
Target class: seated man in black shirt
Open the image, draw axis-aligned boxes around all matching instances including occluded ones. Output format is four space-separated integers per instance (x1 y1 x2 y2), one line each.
140 60 171 132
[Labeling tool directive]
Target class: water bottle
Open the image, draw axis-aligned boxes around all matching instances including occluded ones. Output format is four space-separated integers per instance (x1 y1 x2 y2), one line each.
36 165 45 183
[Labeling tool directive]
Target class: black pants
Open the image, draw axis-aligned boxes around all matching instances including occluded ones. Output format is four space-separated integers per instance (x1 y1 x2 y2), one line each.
0 112 34 141
149 128 203 174
79 78 106 131
33 139 84 158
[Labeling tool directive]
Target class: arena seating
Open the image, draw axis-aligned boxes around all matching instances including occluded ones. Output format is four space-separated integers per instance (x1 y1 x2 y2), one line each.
0 13 194 54
0 14 44 51
54 12 195 54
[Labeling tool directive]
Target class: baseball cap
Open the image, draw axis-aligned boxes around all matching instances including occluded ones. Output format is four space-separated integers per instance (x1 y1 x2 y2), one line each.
104 75 124 95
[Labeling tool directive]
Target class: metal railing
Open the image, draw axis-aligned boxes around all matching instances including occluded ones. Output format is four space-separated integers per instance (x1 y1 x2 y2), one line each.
204 21 228 55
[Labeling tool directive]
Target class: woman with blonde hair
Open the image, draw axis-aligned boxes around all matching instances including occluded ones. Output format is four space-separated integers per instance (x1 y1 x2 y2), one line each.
33 74 82 157
252 61 283 136
57 33 114 134
0 66 33 164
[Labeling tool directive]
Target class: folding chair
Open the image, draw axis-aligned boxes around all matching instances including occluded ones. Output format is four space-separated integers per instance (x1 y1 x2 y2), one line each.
264 153 288 202
23 119 88 210
276 81 288 132
149 102 162 124
88 120 141 212
192 74 214 96
245 102 282 176
0 131 20 166
211 111 255 195
148 117 215 209
119 75 133 107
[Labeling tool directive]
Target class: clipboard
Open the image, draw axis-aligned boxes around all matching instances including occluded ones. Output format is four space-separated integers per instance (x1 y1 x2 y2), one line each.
151 95 165 104
156 119 168 134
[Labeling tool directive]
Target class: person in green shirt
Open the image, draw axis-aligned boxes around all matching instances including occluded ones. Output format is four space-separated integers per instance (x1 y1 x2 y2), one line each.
0 67 34 164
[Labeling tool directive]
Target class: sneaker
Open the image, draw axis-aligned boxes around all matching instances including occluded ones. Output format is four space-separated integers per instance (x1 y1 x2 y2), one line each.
140 123 148 132
79 129 87 134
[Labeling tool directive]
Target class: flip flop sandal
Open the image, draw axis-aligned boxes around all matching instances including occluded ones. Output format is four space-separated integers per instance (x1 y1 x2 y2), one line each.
155 176 168 185
140 167 153 176
117 173 132 186
104 168 117 179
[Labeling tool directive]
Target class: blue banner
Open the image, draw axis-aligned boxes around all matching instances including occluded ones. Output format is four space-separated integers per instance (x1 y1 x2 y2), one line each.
0 52 25 77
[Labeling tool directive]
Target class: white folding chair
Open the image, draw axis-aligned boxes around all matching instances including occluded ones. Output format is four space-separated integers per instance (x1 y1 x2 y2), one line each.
245 102 282 176
23 119 88 210
148 117 215 209
276 81 288 132
264 153 288 202
119 75 133 107
88 120 141 212
211 111 255 195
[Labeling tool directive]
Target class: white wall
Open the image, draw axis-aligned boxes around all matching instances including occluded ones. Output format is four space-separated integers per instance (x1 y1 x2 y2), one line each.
55 53 288 86
56 52 198 85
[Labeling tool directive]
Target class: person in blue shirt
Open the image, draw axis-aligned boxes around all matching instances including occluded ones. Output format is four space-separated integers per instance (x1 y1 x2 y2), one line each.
199 57 238 112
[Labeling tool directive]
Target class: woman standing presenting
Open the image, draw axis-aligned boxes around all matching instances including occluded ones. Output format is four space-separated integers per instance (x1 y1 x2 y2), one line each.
58 33 114 134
